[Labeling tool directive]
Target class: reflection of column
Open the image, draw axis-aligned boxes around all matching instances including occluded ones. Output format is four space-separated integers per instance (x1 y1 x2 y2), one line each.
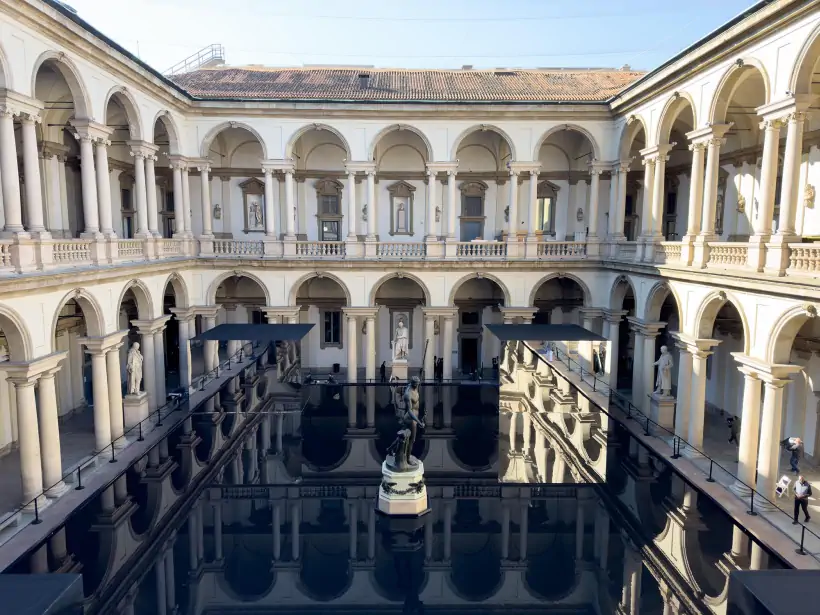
575 495 585 561
443 499 454 561
596 505 610 569
425 512 433 561
346 313 358 382
213 499 224 561
347 385 357 427
501 501 511 559
164 541 177 613
291 501 300 560
187 506 198 570
442 314 454 380
366 386 376 428
368 506 376 560
348 500 358 560
521 412 531 454
154 556 167 615
272 501 282 560
519 500 529 560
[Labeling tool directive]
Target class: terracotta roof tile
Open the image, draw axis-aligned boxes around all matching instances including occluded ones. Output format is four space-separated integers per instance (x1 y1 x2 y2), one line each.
170 67 645 102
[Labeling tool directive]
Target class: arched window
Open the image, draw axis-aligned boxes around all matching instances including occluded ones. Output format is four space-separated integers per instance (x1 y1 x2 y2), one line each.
459 181 487 241
315 178 343 241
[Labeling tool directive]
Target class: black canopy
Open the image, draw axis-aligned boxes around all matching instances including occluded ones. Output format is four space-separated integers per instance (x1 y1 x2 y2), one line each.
485 323 607 342
192 323 314 342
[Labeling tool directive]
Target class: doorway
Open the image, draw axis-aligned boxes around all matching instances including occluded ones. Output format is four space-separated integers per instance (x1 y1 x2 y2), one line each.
460 337 479 375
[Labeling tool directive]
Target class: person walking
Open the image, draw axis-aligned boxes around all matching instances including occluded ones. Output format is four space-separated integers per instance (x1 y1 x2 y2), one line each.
793 475 812 524
781 437 803 473
380 361 387 383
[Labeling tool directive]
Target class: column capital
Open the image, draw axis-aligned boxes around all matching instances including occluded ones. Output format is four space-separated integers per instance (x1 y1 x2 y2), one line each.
186 158 213 173
169 307 198 323
756 94 814 122
423 307 459 319
425 161 459 175
0 90 42 118
626 317 666 337
131 315 173 335
602 309 628 324
262 159 295 174
127 140 159 158
343 160 376 174
508 161 541 175
500 306 538 320
261 306 301 321
194 305 221 320
731 352 803 381
612 158 634 173
578 307 605 320
686 123 732 143
341 306 379 318
167 154 194 170
2 351 68 383
639 143 675 161
669 331 720 356
79 330 129 354
69 118 113 142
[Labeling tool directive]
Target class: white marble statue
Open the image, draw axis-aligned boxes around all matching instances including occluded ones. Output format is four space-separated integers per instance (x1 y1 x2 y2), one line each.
126 342 144 395
654 345 674 396
393 318 409 360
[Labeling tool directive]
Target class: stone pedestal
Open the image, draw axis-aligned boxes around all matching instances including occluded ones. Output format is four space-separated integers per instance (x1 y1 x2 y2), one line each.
377 458 428 517
650 392 675 431
390 359 408 382
123 392 149 430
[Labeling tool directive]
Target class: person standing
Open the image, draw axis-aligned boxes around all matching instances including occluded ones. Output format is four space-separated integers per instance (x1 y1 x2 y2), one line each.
380 361 387 383
782 437 803 473
793 475 812 524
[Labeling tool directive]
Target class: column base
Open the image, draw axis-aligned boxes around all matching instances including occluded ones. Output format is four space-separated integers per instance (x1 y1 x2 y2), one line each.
0 226 28 238
763 235 799 276
80 230 103 240
728 480 753 499
22 494 49 513
45 480 70 499
746 234 769 271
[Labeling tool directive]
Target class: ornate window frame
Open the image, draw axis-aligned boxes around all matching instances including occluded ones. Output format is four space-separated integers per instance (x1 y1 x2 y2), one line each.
320 308 344 349
239 177 266 234
536 180 559 236
387 180 415 236
119 171 135 239
314 178 344 241
459 180 487 241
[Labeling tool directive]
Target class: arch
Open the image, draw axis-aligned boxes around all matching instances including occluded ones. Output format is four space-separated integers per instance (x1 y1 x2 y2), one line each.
768 304 819 364
532 123 602 161
609 274 637 311
201 121 268 159
656 92 698 145
368 124 434 161
708 58 771 124
618 114 650 159
152 110 181 154
0 304 34 360
162 273 190 308
102 86 143 140
0 41 12 90
644 281 683 323
791 22 820 96
30 51 92 119
527 273 591 308
448 273 511 306
286 123 351 159
51 289 106 340
116 280 154 321
288 272 352 307
450 124 517 161
693 291 750 354
206 271 271 305
369 272 431 306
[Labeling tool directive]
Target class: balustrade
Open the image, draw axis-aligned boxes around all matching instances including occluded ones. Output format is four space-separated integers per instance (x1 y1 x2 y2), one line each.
0 241 11 271
788 244 820 274
656 242 682 265
376 242 426 258
536 241 586 259
213 240 264 257
706 242 748 269
456 241 506 258
116 239 144 261
157 239 182 256
616 242 637 260
295 241 345 257
52 240 93 265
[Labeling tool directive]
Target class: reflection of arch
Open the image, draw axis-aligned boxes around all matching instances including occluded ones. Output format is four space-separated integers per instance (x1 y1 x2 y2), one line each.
708 59 771 124
31 51 92 118
369 272 431 306
286 123 351 158
609 274 637 310
218 543 276 601
152 110 181 154
162 273 189 308
532 123 601 160
288 272 352 306
200 121 268 159
51 290 105 340
448 273 511 306
656 92 698 144
368 124 434 161
528 273 590 307
117 279 154 320
451 124 517 160
791 23 820 95
523 539 579 601
0 304 34 360
644 282 683 323
693 291 750 353
103 86 143 140
299 543 352 601
768 304 819 364
207 270 271 305
447 540 503 601
617 115 649 159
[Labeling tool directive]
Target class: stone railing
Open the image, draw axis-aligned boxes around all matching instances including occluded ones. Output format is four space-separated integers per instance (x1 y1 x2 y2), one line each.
706 242 748 269
157 238 182 256
0 241 12 272
116 239 144 261
537 241 586 258
656 242 682 265
616 241 638 260
295 241 345 257
213 240 264 257
377 242 426 258
52 239 93 265
456 241 507 258
788 245 820 274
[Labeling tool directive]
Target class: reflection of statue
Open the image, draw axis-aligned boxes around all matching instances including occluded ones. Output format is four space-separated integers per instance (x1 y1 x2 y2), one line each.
126 343 143 394
277 341 301 383
654 345 673 396
393 318 409 360
500 340 518 383
387 377 424 472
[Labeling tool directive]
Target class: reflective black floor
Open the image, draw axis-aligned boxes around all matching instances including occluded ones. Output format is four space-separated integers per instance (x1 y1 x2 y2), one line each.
1 379 789 615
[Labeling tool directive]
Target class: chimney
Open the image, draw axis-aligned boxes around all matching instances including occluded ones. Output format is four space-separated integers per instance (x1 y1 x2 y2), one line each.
358 73 370 89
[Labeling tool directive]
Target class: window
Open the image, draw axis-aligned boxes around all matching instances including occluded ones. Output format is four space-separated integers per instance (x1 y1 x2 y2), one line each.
459 181 487 241
320 194 340 215
537 197 555 234
315 178 344 241
120 185 134 239
161 189 175 238
461 311 479 325
323 310 342 347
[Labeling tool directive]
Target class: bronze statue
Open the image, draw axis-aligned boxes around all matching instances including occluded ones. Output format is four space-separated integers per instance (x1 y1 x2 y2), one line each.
386 376 425 472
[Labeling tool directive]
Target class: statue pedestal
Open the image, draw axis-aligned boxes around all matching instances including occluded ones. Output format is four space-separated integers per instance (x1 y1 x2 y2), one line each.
123 392 149 430
377 458 429 517
650 392 675 431
390 359 408 382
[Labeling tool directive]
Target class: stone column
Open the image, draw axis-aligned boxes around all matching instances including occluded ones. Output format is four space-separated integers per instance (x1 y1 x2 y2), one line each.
213 499 224 561
154 556 167 615
754 119 782 239
94 138 115 237
37 368 67 496
684 142 706 241
699 137 723 241
172 310 194 389
89 349 112 450
11 376 43 509
775 111 807 240
0 107 24 233
446 169 457 239
345 312 358 382
284 169 296 238
507 168 520 240
181 166 192 235
588 166 601 239
365 170 376 240
615 163 630 241
687 348 714 450
638 157 655 243
442 313 454 380
426 167 437 239
607 164 620 239
77 133 100 236
132 150 149 237
171 162 186 237
145 154 159 236
650 147 671 241
423 314 435 381
154 328 166 406
263 171 278 239
603 310 624 387
757 374 796 505
20 114 47 236
199 165 213 237
528 169 540 237
105 344 125 446
346 169 357 239
673 344 692 440
365 314 376 381
137 327 157 410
